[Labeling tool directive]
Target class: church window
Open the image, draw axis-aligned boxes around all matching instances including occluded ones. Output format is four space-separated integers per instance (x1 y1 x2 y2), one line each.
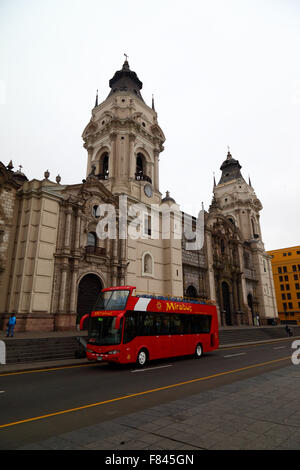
144 213 152 236
87 232 97 247
101 153 109 179
136 153 144 177
244 252 251 269
220 239 225 254
142 252 154 276
93 205 100 218
186 285 198 299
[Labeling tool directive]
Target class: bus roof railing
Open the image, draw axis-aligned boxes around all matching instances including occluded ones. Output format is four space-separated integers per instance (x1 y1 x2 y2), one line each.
135 294 215 305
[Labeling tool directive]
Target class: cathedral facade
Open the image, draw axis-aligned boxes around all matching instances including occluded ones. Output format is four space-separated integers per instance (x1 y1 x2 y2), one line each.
0 60 278 331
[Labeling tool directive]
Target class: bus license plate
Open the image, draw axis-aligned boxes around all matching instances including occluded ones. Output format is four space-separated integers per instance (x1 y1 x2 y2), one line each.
97 356 103 361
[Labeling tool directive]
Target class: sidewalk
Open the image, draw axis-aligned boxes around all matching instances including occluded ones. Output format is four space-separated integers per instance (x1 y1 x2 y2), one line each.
16 365 300 450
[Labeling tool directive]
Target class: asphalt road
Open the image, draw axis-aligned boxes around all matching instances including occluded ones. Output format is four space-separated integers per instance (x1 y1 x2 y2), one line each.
0 338 294 450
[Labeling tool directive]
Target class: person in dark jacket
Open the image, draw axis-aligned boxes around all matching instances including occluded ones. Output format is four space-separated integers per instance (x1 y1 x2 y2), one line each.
6 314 16 337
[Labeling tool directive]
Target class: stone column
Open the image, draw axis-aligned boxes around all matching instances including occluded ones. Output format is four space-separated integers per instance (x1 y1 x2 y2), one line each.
64 206 72 251
58 263 68 312
154 149 159 191
74 208 82 251
69 265 78 314
110 132 118 180
129 134 136 179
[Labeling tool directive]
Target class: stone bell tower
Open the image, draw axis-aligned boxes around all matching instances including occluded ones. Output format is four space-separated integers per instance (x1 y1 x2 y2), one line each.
82 58 165 205
211 149 277 325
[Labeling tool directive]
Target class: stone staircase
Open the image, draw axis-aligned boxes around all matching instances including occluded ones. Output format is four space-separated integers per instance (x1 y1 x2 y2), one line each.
2 326 299 365
4 336 87 364
219 326 300 345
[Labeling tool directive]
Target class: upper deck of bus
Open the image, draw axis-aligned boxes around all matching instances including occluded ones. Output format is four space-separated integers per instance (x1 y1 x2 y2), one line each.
91 286 217 317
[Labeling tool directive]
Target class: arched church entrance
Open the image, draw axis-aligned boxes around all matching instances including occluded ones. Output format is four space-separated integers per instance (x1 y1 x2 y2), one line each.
76 274 103 325
222 281 232 326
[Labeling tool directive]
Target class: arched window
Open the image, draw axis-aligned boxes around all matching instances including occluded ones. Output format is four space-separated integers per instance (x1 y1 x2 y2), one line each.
186 285 198 299
98 152 109 180
136 153 144 179
87 232 97 247
142 252 154 276
251 218 259 238
92 205 100 218
135 153 152 183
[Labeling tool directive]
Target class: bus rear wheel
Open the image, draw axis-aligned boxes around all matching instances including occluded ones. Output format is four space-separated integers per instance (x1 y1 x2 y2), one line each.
136 349 148 368
195 343 203 358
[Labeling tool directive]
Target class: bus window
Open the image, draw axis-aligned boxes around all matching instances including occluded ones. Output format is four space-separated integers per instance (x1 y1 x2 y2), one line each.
170 315 182 335
183 315 192 334
88 317 123 345
123 312 137 343
140 312 155 336
191 315 211 334
93 290 130 311
160 315 170 335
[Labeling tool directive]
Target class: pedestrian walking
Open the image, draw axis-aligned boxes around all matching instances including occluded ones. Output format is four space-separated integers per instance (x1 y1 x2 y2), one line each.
6 313 16 337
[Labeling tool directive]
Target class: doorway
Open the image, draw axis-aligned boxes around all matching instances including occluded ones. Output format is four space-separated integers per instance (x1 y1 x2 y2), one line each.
76 274 103 323
222 281 232 326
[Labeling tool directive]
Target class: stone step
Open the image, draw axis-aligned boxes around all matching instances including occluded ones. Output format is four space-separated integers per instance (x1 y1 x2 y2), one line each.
4 337 85 364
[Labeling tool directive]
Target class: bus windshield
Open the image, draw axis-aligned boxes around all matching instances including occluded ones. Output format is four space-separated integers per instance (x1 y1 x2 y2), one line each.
89 316 123 345
93 290 130 311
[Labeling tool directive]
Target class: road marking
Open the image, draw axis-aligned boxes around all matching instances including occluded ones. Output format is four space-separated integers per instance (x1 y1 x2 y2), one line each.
223 353 246 358
273 346 286 350
0 363 96 377
0 355 290 429
0 337 297 378
131 364 172 373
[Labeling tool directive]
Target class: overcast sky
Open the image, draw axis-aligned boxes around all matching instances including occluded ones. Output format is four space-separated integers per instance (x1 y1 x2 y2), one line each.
1 0 299 251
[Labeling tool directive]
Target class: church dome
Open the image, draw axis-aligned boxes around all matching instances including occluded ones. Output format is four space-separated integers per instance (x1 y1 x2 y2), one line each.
218 150 245 184
107 59 144 101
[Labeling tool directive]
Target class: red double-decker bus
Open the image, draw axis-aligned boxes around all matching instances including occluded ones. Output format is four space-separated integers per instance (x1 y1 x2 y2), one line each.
80 286 219 367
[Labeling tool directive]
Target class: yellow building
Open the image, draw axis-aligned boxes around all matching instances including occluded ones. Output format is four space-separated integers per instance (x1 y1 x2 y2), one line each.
267 246 300 324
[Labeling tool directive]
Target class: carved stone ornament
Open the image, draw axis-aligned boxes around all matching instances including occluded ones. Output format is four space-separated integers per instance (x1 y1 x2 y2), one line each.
85 197 102 219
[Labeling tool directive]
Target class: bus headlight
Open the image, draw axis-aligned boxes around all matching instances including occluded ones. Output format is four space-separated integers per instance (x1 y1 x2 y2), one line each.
108 350 120 355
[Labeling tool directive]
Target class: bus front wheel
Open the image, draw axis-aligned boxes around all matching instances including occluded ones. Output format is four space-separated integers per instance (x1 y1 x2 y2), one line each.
195 343 203 358
136 349 148 368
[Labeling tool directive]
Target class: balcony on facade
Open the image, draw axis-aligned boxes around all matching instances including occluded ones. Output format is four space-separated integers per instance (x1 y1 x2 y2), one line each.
135 171 152 183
